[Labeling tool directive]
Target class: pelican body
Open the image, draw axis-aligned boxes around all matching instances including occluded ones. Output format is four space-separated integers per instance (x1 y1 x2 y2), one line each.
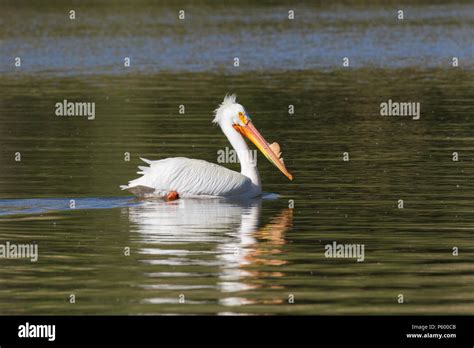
121 95 292 199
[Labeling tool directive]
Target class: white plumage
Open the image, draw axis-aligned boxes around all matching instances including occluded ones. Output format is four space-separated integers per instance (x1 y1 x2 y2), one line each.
121 157 258 198
121 94 292 199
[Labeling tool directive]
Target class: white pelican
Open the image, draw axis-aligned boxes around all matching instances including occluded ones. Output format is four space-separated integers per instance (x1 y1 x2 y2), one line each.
121 94 293 199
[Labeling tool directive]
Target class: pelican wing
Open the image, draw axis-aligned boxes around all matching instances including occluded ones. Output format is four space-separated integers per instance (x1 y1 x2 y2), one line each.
121 157 256 198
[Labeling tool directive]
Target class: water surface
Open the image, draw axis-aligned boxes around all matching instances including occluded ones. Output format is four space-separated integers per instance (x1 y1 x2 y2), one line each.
0 1 473 315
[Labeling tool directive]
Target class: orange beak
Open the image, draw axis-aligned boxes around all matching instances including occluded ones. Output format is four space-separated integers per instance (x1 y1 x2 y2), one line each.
233 117 293 181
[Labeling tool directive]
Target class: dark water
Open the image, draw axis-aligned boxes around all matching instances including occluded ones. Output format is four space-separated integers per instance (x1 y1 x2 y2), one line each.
0 1 473 315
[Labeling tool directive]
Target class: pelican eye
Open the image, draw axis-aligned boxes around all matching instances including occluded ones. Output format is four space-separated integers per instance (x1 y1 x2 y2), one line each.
238 112 250 125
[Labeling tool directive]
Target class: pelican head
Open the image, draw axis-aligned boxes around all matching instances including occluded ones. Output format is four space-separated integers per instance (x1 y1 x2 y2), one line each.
213 94 293 180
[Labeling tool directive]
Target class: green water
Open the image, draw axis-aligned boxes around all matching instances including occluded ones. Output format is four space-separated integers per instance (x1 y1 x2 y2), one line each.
0 70 473 314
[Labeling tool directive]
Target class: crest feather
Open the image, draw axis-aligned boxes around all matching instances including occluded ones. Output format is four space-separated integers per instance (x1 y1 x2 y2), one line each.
213 93 237 123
